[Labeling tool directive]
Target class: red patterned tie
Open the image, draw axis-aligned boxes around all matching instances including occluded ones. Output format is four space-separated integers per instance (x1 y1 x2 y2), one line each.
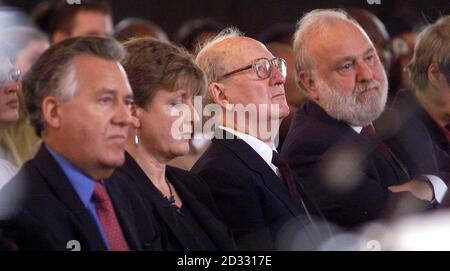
92 182 130 251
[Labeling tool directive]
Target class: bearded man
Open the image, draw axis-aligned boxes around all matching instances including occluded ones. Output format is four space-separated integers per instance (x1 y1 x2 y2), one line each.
281 9 439 229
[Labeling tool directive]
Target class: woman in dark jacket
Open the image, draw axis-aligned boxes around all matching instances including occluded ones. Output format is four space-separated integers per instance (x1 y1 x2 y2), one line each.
109 37 235 251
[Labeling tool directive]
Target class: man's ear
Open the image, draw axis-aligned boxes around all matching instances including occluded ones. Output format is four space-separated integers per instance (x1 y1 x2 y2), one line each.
52 31 68 43
208 82 229 109
297 70 319 101
427 63 447 89
42 96 61 129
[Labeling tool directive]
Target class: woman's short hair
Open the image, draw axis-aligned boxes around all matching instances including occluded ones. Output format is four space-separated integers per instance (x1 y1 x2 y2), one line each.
122 37 206 108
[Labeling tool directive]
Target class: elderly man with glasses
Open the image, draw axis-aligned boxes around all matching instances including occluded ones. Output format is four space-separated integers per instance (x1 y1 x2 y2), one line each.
191 27 328 250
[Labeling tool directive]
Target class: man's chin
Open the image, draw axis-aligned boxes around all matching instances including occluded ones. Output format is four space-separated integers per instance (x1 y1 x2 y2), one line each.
102 152 126 168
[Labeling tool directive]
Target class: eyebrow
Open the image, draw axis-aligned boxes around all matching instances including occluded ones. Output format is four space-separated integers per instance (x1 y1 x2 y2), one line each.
98 88 134 99
363 48 375 56
335 48 376 65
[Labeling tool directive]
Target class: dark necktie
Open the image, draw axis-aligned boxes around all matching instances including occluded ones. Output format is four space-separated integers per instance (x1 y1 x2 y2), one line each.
92 182 130 251
272 151 313 221
361 125 410 181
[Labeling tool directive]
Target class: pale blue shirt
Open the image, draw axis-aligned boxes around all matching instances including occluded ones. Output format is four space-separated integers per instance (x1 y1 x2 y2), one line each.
46 145 110 249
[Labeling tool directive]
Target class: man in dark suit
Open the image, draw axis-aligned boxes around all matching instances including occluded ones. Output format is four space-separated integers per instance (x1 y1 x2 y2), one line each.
0 36 160 250
380 16 450 205
191 27 327 250
282 9 440 229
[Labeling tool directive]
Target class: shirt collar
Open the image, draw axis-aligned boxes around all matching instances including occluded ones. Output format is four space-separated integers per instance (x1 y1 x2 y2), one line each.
46 145 96 208
351 125 363 133
218 125 276 168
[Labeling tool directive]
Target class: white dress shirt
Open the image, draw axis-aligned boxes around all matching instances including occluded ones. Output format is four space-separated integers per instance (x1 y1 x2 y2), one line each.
218 125 279 175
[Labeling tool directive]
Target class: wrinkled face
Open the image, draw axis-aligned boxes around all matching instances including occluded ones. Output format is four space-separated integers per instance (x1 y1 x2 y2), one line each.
70 11 113 37
54 55 133 177
0 58 19 124
307 21 388 126
218 37 290 124
136 89 199 160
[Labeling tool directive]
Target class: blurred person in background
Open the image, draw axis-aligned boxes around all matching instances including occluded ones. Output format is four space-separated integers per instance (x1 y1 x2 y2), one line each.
380 16 450 205
174 18 224 54
388 31 417 98
258 22 295 46
115 18 168 43
50 0 113 43
0 42 20 188
345 8 392 72
0 26 49 167
31 0 58 36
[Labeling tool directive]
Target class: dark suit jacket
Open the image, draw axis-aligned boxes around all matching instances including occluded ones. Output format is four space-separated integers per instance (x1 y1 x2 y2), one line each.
281 100 428 229
108 152 236 251
0 145 160 251
191 130 325 250
380 90 450 182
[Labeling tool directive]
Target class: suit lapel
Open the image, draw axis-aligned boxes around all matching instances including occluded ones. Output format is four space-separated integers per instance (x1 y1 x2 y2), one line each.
213 133 302 216
32 145 107 250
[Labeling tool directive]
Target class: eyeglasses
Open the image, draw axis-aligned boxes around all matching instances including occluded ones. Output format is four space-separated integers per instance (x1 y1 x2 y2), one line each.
0 68 21 84
218 57 287 81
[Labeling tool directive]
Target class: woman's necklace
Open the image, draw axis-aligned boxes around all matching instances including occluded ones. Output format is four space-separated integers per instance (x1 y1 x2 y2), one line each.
165 178 176 206
165 179 184 216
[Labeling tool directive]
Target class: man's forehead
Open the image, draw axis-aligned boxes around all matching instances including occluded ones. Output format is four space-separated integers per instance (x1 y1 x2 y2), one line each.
309 21 373 61
72 55 131 94
216 37 273 65
73 54 113 68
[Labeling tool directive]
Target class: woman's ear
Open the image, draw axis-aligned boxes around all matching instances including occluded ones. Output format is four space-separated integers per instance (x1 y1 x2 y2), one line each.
208 82 229 109
42 96 61 129
131 104 141 128
297 70 319 101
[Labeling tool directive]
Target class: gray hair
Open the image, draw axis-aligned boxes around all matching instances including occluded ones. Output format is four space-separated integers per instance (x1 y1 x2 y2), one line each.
407 16 450 91
293 9 363 92
22 36 125 137
195 26 244 86
195 27 243 114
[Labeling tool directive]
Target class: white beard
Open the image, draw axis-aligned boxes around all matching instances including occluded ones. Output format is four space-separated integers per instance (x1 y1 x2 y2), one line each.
315 71 388 126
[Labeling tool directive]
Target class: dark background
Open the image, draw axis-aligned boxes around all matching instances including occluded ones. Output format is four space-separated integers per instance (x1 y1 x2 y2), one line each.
2 0 450 39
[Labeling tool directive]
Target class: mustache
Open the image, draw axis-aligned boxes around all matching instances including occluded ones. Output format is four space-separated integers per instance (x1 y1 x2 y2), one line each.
353 80 382 95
